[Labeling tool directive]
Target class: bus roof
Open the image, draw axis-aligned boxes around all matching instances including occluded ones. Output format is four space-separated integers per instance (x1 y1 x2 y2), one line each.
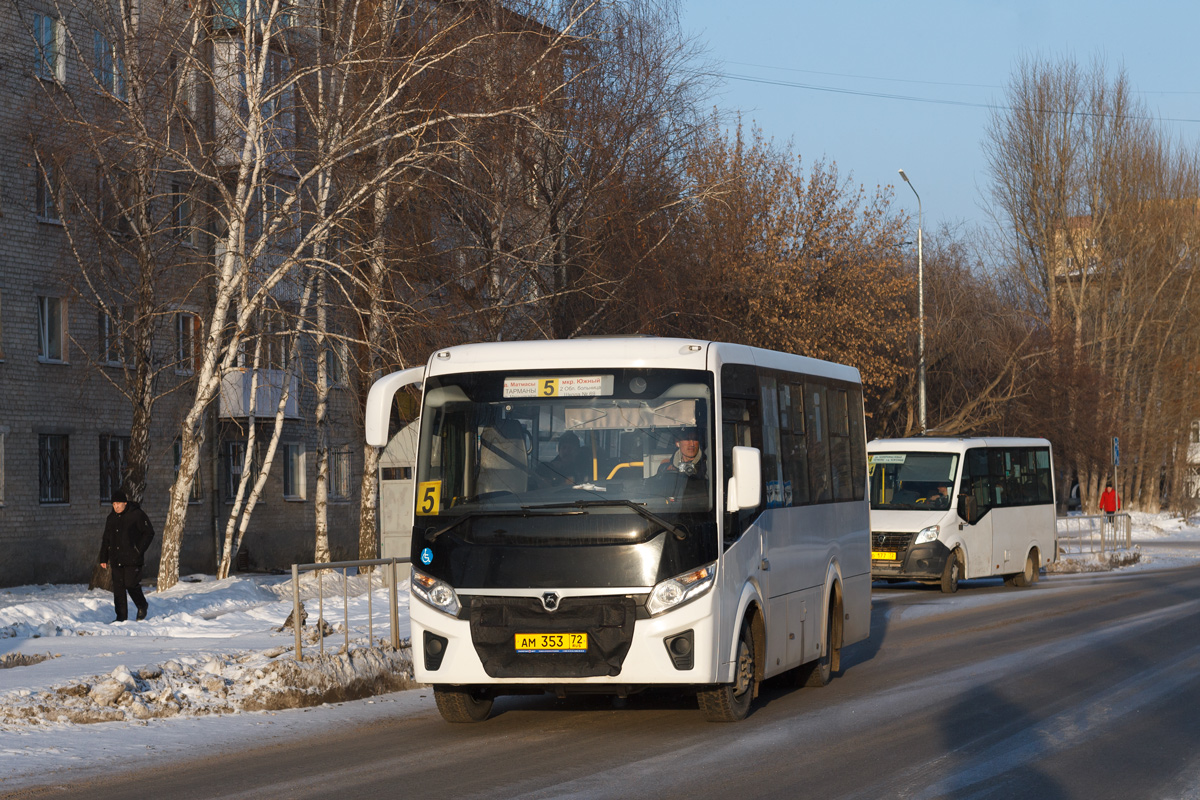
867 436 1052 452
423 337 861 384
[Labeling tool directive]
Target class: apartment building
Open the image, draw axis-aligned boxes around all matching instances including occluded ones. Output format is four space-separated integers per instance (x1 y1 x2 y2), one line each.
0 2 367 586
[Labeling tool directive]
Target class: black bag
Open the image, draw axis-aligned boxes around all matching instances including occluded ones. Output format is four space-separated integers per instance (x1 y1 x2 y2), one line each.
89 562 113 593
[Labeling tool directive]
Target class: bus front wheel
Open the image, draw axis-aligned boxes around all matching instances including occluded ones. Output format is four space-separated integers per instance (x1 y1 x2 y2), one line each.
940 550 962 594
698 618 756 722
434 685 494 723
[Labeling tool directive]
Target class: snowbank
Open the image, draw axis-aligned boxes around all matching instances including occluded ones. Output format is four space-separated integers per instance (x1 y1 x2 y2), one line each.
0 571 415 731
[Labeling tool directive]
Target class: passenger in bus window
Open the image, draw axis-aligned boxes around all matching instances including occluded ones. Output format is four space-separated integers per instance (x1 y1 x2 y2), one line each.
658 426 707 478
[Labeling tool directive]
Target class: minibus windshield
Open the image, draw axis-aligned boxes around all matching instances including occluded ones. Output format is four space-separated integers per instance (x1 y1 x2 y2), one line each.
869 451 960 511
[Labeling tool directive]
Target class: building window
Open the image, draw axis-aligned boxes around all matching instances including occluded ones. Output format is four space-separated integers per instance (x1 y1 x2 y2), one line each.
92 31 126 100
170 182 194 243
176 311 200 374
283 442 305 499
173 439 203 502
33 14 65 82
39 434 69 504
36 162 58 222
37 296 67 363
1191 420 1200 445
0 289 6 360
98 307 128 365
99 434 130 501
328 445 351 500
224 440 262 501
326 339 348 387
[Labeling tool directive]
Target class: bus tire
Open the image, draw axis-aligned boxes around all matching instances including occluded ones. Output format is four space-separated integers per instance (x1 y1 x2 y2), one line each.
698 618 756 722
940 549 962 594
1009 552 1037 588
434 685 494 723
800 597 839 688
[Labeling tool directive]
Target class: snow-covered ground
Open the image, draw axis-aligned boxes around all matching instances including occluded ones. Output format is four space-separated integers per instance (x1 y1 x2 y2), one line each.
2 513 1198 790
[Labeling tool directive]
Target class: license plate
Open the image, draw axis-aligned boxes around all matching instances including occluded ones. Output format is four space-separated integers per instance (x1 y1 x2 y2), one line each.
872 551 898 561
514 633 588 653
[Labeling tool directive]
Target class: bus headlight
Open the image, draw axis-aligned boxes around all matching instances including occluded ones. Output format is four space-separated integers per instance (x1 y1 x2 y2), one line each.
647 563 716 617
914 525 940 545
411 569 460 617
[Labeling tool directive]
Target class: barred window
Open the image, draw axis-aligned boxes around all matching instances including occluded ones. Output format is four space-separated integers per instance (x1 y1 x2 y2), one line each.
99 435 130 501
39 434 69 504
328 445 351 500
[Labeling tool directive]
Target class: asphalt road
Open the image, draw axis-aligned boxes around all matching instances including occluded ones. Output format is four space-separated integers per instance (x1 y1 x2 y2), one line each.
9 564 1200 800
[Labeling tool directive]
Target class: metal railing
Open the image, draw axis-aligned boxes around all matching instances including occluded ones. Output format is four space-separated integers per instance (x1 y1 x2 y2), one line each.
1056 512 1132 555
289 556 410 662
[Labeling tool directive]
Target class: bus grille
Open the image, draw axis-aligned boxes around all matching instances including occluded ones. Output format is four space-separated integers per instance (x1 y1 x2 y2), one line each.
872 531 914 550
465 595 637 679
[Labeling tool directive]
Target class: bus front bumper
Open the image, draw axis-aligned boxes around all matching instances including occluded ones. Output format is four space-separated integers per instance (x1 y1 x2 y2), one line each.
871 539 953 581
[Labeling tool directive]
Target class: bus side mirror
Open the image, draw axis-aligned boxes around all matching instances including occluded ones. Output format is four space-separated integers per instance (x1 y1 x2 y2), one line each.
727 446 761 513
957 494 976 524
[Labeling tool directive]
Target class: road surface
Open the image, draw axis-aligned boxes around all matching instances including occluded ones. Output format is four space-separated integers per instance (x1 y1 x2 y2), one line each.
8 564 1200 799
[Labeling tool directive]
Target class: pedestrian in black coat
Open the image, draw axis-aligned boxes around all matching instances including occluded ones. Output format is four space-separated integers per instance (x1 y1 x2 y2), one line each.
98 488 155 622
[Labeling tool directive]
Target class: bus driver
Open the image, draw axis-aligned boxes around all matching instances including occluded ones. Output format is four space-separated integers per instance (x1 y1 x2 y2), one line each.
658 426 707 478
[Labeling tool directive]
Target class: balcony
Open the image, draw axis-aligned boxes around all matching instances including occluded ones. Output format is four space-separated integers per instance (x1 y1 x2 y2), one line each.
219 369 299 419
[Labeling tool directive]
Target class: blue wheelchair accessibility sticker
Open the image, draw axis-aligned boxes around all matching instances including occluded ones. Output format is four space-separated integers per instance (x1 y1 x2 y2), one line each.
420 547 433 566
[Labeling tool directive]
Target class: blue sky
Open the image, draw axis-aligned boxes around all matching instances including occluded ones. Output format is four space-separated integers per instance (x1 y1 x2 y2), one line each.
680 1 1200 234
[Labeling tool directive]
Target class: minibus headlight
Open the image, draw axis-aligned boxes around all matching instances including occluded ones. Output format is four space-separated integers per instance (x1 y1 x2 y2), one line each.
914 525 940 545
647 563 716 617
411 569 460 617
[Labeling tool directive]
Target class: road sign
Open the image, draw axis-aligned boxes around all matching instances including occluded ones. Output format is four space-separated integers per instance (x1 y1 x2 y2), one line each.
1112 436 1120 467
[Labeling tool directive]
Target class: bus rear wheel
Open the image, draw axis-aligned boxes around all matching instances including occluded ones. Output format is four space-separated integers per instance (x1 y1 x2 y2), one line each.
799 598 839 687
698 618 756 722
1006 552 1037 588
434 685 494 723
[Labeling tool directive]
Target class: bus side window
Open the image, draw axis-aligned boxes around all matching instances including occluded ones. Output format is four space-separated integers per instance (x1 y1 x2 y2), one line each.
780 382 810 506
963 448 992 515
721 363 761 543
805 382 832 503
847 387 867 501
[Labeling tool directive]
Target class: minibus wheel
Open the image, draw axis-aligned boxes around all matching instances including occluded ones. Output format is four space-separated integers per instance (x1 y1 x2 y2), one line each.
434 685 494 723
1006 552 1037 588
698 618 756 722
800 597 840 688
940 550 962 594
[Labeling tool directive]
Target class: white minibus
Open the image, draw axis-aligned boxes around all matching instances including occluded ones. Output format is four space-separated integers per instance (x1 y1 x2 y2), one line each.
366 337 871 722
867 437 1057 592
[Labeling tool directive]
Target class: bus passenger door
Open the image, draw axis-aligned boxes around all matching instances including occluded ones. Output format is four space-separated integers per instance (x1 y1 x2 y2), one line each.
960 448 994 578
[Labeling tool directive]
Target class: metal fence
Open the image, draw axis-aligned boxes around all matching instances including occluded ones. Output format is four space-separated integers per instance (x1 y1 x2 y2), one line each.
289 557 410 662
1056 512 1132 555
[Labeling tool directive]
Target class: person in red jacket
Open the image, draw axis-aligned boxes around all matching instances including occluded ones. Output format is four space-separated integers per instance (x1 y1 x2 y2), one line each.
1099 481 1121 519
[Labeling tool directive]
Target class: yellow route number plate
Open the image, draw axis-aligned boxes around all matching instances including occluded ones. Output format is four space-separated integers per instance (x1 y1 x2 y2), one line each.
515 633 588 653
871 551 898 561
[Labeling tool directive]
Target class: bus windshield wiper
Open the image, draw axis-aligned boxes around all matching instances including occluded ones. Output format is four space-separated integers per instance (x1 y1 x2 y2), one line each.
426 509 583 542
524 500 687 541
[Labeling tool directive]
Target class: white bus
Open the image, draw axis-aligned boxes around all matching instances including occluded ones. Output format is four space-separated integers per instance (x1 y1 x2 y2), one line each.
866 437 1057 593
366 338 871 722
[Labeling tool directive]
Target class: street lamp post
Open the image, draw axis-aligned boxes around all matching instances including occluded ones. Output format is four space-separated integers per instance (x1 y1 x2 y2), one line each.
898 169 926 435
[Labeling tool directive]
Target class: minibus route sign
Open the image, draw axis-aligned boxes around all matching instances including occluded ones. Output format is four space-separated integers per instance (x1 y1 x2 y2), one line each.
503 375 613 398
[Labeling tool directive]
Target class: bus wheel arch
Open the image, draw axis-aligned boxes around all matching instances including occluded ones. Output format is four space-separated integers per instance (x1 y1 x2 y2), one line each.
801 581 843 687
1007 547 1039 587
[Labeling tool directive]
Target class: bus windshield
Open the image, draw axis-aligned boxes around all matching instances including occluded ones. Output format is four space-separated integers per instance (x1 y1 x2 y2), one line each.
869 451 960 511
416 368 715 519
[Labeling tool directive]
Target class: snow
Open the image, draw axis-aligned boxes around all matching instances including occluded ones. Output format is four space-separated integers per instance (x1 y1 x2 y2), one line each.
1 514 1198 790
0 570 420 789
